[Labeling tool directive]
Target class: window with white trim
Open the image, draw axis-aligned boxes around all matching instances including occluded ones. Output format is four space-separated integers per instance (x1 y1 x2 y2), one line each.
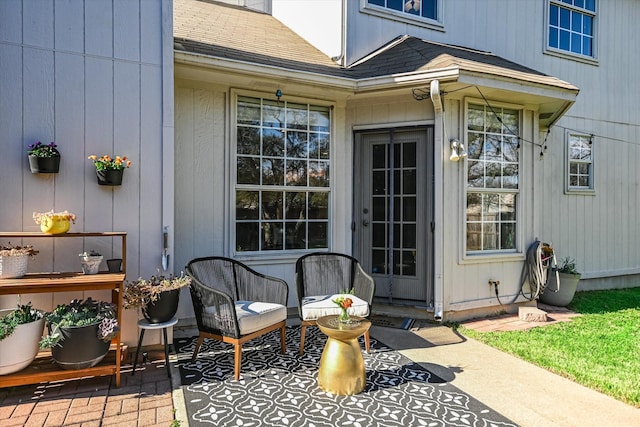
235 96 331 253
548 0 596 57
465 103 520 253
567 132 594 191
366 0 438 21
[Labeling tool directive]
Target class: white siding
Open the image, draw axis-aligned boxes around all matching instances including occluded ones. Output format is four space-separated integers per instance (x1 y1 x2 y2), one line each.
342 0 640 295
0 0 173 347
173 77 355 309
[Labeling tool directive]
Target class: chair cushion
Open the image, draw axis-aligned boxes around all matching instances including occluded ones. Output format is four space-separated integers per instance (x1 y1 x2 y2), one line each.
235 301 287 335
301 294 369 321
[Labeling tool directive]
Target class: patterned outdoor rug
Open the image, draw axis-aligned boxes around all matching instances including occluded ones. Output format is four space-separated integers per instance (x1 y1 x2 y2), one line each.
174 326 517 426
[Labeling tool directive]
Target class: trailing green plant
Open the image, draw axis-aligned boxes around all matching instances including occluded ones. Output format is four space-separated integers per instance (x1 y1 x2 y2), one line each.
123 273 191 311
557 257 579 275
0 301 43 341
39 298 119 348
27 141 60 157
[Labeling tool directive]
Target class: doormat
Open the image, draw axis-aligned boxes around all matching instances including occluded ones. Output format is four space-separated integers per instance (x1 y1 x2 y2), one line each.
369 314 416 329
174 326 518 426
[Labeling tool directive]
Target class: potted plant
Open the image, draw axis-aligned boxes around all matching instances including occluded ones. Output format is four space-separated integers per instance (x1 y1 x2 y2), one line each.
539 257 581 307
27 141 60 173
88 154 132 186
0 243 38 279
0 301 45 375
33 210 77 234
79 250 103 274
123 273 191 323
39 298 119 370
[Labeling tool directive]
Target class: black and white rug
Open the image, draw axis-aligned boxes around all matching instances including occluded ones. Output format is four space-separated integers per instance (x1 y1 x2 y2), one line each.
174 327 517 426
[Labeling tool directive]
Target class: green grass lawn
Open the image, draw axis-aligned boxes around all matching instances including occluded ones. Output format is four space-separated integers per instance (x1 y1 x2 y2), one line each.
458 287 640 407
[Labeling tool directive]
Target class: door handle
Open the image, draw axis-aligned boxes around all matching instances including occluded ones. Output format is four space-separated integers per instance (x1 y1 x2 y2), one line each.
362 220 369 227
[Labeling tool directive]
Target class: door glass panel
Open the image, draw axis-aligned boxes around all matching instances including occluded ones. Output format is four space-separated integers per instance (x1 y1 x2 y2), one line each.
372 197 386 221
372 249 387 274
403 197 416 221
403 224 416 249
373 144 386 168
402 250 416 275
372 223 386 247
369 140 419 278
403 142 416 167
373 171 386 195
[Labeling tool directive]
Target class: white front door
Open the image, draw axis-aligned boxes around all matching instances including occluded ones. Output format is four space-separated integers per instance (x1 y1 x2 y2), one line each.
354 128 434 303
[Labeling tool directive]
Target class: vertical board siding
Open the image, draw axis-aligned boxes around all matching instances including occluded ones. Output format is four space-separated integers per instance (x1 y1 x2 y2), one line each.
0 0 22 44
22 0 53 49
84 0 113 58
114 0 140 61
174 86 196 270
0 0 169 346
54 0 84 53
0 44 23 230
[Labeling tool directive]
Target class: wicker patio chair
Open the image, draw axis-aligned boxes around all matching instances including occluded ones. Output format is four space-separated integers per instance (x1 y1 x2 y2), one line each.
185 256 289 380
295 252 375 355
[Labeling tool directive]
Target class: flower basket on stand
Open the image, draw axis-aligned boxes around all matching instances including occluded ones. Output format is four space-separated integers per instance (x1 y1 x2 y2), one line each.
123 273 191 323
33 210 76 234
0 244 38 279
40 298 120 370
0 302 45 375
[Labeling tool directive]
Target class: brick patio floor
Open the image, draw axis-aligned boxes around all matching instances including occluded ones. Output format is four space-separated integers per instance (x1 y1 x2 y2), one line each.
0 347 175 427
461 303 581 332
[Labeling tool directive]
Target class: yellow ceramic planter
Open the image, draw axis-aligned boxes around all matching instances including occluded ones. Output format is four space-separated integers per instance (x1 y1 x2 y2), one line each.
40 215 71 234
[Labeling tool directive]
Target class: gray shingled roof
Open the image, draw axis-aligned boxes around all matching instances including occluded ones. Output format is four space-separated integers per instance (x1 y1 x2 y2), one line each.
174 0 577 92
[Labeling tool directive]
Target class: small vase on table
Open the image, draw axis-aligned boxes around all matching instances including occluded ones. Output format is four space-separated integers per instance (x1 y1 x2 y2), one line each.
339 307 350 324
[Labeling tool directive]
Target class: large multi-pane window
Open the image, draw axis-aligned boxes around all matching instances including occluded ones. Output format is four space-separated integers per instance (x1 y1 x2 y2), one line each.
367 0 437 21
567 133 593 190
235 96 330 253
548 0 596 57
466 104 519 253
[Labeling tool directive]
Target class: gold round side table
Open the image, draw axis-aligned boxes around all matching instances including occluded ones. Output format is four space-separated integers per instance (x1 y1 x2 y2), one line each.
316 315 371 395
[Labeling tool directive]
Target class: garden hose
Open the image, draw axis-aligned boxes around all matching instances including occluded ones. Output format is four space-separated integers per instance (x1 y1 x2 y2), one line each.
520 240 558 300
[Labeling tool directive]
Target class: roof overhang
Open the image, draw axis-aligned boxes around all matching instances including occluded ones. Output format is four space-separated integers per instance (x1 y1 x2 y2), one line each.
175 49 579 128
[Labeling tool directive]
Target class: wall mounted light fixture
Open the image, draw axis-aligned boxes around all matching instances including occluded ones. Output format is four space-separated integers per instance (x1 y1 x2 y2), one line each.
449 138 468 162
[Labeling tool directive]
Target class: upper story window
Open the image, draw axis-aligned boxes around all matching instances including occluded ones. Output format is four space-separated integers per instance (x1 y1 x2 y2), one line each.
235 96 331 253
566 132 594 192
465 103 520 254
364 0 440 26
548 0 596 57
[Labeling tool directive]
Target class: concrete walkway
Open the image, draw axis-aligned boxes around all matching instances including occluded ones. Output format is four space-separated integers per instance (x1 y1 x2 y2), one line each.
373 323 639 427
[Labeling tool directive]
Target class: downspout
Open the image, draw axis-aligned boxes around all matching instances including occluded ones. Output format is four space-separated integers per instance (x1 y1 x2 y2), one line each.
430 80 444 321
331 0 347 66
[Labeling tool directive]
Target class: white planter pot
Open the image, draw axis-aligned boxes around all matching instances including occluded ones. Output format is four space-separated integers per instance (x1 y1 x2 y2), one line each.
0 309 45 375
80 255 103 274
